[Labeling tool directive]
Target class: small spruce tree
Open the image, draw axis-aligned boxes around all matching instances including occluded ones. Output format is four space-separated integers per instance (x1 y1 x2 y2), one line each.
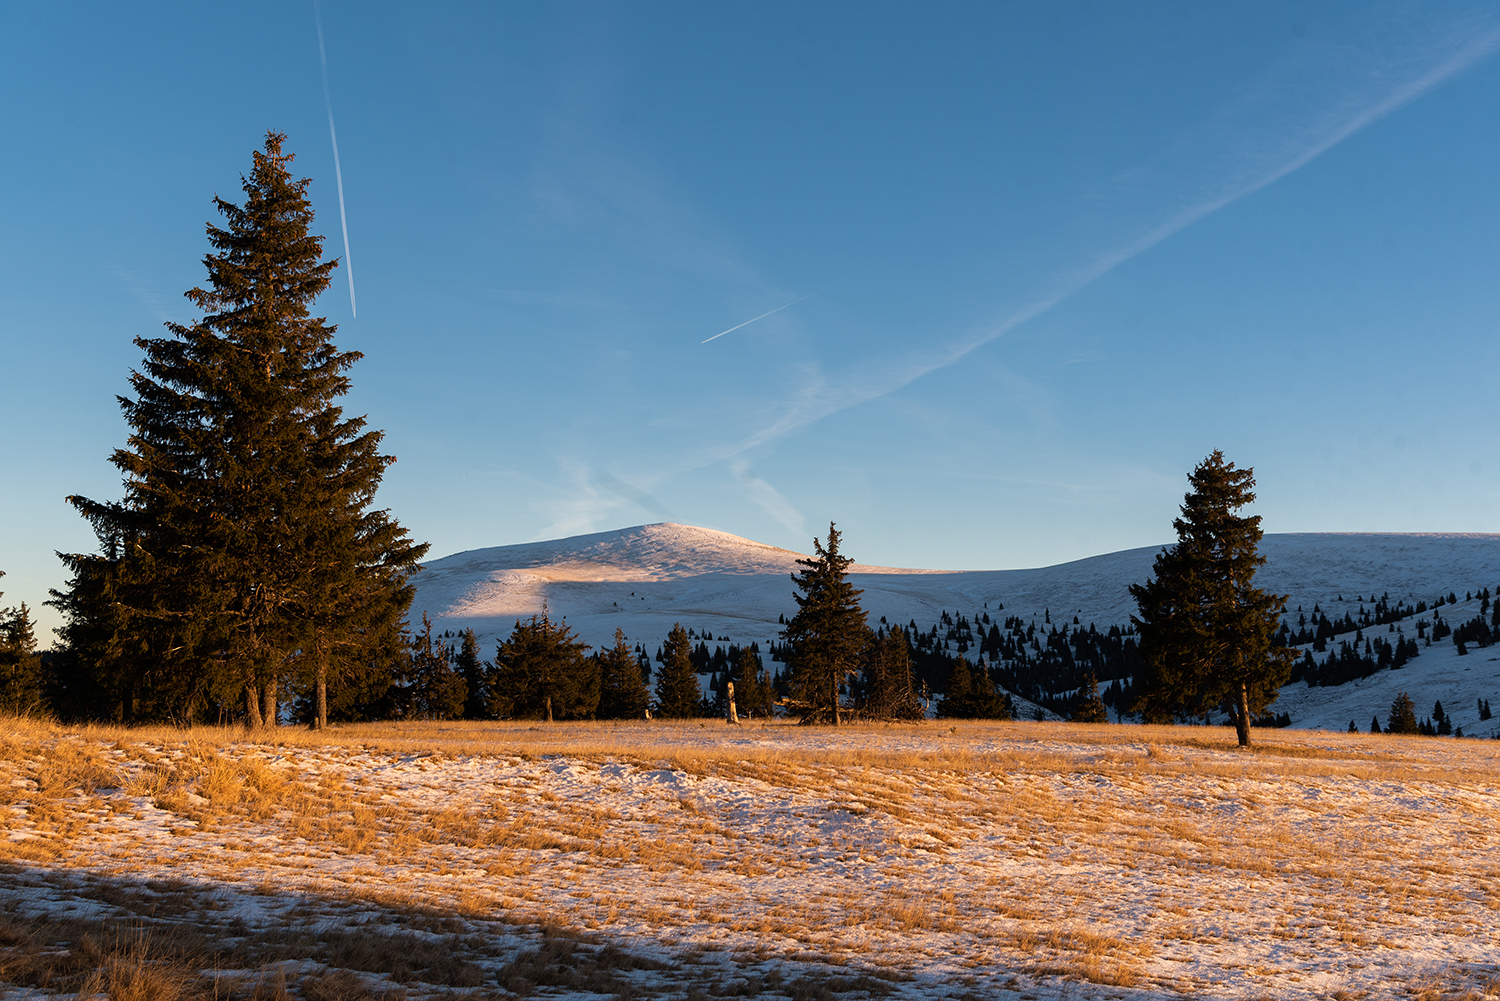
488 612 595 721
399 614 466 720
1387 691 1419 735
0 574 44 716
729 643 776 719
1071 671 1110 724
654 623 700 719
858 626 925 720
598 628 650 720
455 628 488 720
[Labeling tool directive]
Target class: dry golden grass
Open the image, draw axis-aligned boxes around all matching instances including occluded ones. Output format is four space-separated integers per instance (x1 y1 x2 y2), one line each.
4 713 1500 999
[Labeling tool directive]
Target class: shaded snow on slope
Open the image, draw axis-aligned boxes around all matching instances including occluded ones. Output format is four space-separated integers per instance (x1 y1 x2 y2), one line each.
412 524 1500 732
1278 591 1500 740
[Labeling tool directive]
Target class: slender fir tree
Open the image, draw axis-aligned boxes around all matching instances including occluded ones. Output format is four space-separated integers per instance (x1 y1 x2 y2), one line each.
598 628 650 719
654 623 700 719
455 628 488 720
0 574 44 716
52 133 427 726
783 523 867 726
1129 451 1293 747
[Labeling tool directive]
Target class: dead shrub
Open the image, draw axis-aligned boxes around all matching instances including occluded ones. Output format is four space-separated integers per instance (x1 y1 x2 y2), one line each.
302 968 408 1001
497 931 668 997
314 927 482 987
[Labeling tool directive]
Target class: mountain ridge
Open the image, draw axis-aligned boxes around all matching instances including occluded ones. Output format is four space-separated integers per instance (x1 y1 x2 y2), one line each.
410 524 1500 736
414 523 1500 645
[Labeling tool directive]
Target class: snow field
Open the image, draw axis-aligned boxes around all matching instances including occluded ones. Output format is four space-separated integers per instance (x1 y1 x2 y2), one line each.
3 718 1499 999
413 525 1500 656
414 525 1500 738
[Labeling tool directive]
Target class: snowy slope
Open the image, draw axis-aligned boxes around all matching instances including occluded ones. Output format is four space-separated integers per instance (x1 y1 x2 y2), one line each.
412 524 1500 732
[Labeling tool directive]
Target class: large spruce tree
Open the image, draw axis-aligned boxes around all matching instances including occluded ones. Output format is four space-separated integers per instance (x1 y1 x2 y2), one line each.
52 133 427 726
1129 451 1292 746
783 523 867 725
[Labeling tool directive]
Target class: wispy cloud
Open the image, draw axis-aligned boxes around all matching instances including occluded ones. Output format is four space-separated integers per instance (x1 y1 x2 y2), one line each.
596 470 676 522
731 4 1500 455
532 461 621 540
533 464 679 539
731 458 806 536
108 266 177 324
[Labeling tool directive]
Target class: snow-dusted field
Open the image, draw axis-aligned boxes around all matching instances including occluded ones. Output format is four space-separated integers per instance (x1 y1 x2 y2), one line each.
4 718 1499 999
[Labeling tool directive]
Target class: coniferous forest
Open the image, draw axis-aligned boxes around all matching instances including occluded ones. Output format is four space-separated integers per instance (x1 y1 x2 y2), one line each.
14 136 1498 737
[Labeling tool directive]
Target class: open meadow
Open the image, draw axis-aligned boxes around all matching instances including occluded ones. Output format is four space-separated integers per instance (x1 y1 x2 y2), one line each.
2 717 1498 1000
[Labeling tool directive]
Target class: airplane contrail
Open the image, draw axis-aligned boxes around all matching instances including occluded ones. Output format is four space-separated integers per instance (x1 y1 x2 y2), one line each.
727 6 1500 454
314 0 357 318
702 286 830 344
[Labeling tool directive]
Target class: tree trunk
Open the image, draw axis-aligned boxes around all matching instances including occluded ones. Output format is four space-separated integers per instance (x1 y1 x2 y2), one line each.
315 659 328 731
262 683 277 729
245 685 263 729
545 694 553 723
726 681 737 724
1235 682 1251 747
831 675 840 727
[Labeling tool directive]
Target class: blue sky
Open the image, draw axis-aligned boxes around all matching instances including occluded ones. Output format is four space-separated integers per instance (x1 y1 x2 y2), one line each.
3 1 1498 641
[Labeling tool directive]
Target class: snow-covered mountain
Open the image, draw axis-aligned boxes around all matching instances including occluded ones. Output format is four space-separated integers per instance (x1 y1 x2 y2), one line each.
412 524 1500 735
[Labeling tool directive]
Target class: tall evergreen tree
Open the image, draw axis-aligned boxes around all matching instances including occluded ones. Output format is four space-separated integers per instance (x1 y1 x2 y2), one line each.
654 623 700 719
51 133 427 726
783 523 868 726
598 628 650 720
488 611 596 721
1129 451 1293 747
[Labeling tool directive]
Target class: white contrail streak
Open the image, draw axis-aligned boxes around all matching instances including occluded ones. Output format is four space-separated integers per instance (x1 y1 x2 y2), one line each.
729 8 1500 455
314 0 357 318
702 286 828 343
